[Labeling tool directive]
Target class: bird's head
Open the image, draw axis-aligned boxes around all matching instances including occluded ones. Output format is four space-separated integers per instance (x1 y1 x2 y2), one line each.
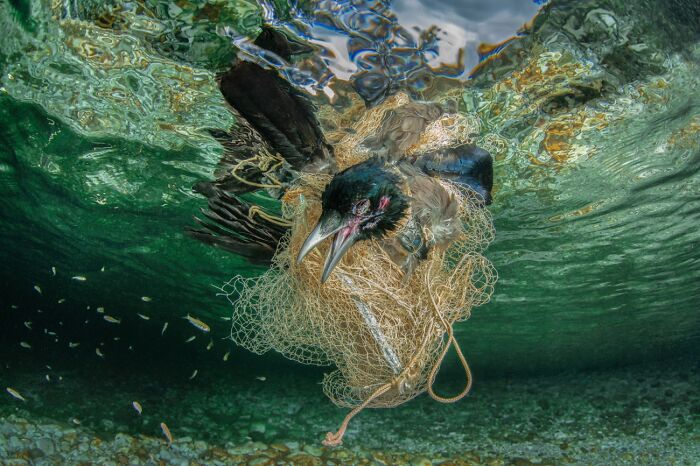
296 159 409 283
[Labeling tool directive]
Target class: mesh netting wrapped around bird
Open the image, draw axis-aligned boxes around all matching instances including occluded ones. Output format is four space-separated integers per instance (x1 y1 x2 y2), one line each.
219 93 497 445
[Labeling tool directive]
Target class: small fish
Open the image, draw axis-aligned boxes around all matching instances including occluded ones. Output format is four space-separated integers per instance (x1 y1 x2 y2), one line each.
23 321 32 330
161 322 168 336
58 298 66 304
71 418 81 425
46 330 56 336
69 342 79 348
160 422 173 446
184 336 196 343
51 266 56 276
6 387 26 401
19 342 31 349
255 376 266 382
36 309 43 313
206 340 213 351
96 348 104 358
189 369 198 380
184 314 210 333
34 285 42 294
220 316 232 321
72 275 87 281
11 304 18 309
45 365 52 370
45 374 51 382
100 265 105 272
223 351 230 362
113 337 120 341
103 315 121 324
137 313 150 320
132 401 142 415
141 296 152 302
96 307 104 313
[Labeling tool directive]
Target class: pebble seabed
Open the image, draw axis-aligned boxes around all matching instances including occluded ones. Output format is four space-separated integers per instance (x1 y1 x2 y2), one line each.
1 356 699 466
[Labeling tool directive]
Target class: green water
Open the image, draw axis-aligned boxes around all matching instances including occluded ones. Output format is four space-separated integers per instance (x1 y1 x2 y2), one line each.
1 0 700 463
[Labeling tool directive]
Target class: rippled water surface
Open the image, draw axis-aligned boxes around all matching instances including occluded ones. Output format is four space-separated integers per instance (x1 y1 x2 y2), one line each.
1 0 700 462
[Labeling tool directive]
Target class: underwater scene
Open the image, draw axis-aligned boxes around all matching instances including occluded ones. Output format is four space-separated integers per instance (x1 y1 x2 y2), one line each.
1 0 699 464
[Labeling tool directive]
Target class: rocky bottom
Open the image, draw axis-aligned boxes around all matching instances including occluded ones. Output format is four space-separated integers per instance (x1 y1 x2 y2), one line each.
1 355 699 465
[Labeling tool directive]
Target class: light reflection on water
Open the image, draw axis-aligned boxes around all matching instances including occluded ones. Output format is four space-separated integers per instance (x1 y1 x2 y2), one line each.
253 0 542 104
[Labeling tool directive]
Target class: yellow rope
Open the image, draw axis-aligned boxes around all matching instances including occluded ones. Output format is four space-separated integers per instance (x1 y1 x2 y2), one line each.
247 205 293 227
229 152 286 190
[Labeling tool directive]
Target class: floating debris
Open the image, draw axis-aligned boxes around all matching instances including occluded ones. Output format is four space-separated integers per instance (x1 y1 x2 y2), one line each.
6 387 26 402
137 313 150 320
132 401 143 415
160 422 173 446
96 348 104 358
96 307 105 313
184 335 196 343
51 266 56 276
161 322 168 336
69 342 80 348
72 276 87 281
45 375 51 382
46 365 52 370
45 330 56 336
189 369 198 380
19 342 31 349
256 376 266 382
223 351 230 362
103 315 121 324
220 316 231 321
86 305 91 310
184 314 210 333
11 305 18 309
71 418 81 425
33 285 42 294
141 296 152 302
100 266 105 272
23 321 32 330
206 340 213 351
58 298 66 304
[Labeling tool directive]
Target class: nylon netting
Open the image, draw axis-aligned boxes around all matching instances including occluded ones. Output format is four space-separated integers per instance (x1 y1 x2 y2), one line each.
217 93 497 445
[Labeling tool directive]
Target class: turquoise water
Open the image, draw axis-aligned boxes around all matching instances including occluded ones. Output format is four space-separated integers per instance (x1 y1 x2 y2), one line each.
1 0 699 463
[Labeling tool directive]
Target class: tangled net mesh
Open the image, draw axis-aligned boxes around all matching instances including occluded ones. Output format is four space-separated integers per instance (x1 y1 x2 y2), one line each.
219 93 498 445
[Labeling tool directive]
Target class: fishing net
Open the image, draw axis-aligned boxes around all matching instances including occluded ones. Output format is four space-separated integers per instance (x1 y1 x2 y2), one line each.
219 93 497 445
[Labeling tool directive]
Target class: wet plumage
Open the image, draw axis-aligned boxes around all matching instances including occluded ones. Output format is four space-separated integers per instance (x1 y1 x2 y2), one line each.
187 26 494 281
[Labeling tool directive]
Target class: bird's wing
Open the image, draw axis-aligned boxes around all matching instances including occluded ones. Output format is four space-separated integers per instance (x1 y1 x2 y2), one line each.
411 144 493 205
184 189 288 265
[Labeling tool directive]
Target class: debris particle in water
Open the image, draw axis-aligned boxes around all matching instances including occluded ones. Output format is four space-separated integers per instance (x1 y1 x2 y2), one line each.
23 321 32 330
86 305 91 310
71 418 81 425
256 376 266 382
132 401 143 415
189 369 198 380
160 422 173 446
72 276 87 281
223 351 230 362
184 314 210 333
137 313 150 320
161 322 168 335
6 387 26 401
141 296 152 302
100 266 105 272
206 340 213 351
220 316 231 321
58 298 66 304
103 315 121 324
96 306 105 313
96 348 104 358
19 342 31 349
45 375 51 382
51 266 56 276
11 305 18 309
185 335 196 343
45 330 56 336
69 342 80 348
33 285 42 294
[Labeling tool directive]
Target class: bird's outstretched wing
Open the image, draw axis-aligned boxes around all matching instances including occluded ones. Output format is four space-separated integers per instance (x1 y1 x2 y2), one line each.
185 188 288 265
411 144 493 205
187 27 334 264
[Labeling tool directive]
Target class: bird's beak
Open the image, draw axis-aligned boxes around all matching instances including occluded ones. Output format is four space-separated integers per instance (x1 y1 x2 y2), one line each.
296 213 359 283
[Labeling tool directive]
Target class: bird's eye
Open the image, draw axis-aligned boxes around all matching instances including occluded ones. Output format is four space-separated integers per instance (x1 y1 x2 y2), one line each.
352 199 370 216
